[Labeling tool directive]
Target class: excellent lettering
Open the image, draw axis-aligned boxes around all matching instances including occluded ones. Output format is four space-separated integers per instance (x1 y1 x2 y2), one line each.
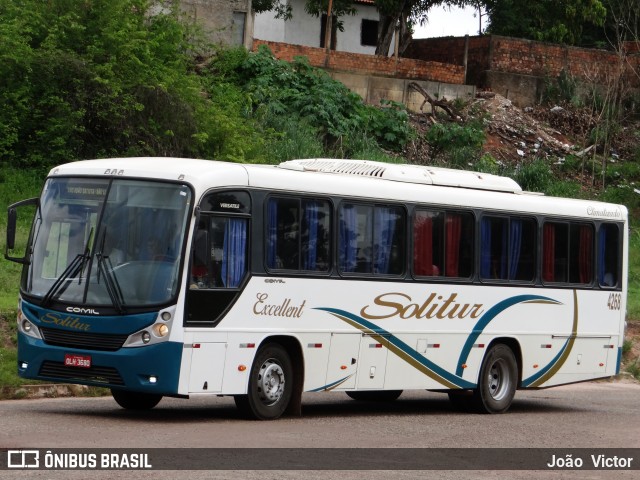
253 293 306 318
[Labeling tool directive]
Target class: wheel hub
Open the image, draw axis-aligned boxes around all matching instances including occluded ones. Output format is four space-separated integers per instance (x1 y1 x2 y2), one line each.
487 358 510 401
257 359 285 405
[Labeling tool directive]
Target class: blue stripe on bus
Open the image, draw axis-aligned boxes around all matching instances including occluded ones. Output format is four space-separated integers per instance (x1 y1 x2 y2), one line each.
317 308 475 389
455 295 561 376
309 374 355 392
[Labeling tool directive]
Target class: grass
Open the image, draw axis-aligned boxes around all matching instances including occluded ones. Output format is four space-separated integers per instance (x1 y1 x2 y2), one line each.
627 225 640 322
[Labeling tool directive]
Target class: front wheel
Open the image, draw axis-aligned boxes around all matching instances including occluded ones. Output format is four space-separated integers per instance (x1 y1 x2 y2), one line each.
111 389 162 410
234 343 293 420
472 343 518 414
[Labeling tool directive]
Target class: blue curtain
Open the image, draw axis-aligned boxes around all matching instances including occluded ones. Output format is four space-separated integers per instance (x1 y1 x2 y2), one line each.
339 206 357 272
266 200 277 269
509 219 522 280
480 219 491 278
598 227 606 285
499 220 508 279
373 208 396 274
303 202 319 270
221 219 247 288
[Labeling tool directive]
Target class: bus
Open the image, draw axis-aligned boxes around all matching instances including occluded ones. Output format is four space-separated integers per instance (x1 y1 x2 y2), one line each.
5 157 628 419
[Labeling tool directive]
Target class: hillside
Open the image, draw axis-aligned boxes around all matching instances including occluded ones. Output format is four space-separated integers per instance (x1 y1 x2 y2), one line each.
405 91 640 214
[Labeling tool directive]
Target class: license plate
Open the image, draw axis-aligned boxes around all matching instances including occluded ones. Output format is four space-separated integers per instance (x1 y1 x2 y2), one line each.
64 353 91 369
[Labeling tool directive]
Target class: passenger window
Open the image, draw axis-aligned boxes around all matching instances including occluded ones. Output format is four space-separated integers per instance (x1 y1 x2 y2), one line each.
266 197 331 272
339 203 405 275
598 223 620 287
480 216 536 281
191 216 248 289
542 221 593 284
414 209 473 278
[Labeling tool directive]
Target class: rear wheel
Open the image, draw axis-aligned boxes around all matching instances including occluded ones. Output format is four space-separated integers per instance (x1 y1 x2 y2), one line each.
234 343 293 420
346 390 403 402
111 389 162 410
472 343 518 414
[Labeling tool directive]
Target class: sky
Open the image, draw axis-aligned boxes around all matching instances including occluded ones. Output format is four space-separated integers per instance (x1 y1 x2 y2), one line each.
413 5 483 39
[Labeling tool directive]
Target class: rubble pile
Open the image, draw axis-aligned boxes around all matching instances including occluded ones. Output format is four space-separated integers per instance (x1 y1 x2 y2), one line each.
471 93 577 164
406 91 639 173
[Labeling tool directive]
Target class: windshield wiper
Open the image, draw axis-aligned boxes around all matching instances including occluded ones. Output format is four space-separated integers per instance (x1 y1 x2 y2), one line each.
96 253 125 315
42 227 94 307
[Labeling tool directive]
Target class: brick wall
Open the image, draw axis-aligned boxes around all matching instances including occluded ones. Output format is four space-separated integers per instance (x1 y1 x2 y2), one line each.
253 40 466 84
405 36 491 85
407 35 640 91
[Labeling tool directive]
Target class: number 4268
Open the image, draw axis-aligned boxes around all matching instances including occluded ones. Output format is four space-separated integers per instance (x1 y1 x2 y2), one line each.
607 293 622 310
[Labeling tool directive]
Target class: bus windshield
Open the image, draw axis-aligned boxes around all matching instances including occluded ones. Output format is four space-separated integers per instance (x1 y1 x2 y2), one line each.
24 177 192 311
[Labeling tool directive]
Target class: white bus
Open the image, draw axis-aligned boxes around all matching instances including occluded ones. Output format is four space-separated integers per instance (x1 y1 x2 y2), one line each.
6 158 628 419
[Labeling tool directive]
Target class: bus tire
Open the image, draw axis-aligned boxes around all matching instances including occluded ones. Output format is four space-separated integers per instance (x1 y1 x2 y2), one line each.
346 390 402 402
472 343 517 414
235 343 293 420
111 389 162 410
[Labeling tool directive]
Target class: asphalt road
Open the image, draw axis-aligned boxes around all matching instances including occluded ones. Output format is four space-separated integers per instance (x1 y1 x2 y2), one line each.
1 380 639 479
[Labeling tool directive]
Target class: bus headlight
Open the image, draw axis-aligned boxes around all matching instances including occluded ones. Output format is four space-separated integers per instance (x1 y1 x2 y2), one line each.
154 323 169 337
122 307 175 348
17 310 42 339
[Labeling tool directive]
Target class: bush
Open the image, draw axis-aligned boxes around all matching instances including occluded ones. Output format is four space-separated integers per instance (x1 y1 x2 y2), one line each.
514 158 554 193
424 121 485 167
0 0 239 166
237 46 414 154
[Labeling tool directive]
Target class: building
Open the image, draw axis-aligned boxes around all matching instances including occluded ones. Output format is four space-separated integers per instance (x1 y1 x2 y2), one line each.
179 0 254 49
254 0 390 55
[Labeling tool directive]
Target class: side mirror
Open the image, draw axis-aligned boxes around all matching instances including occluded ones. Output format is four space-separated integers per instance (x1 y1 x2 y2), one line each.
5 197 38 264
7 207 17 250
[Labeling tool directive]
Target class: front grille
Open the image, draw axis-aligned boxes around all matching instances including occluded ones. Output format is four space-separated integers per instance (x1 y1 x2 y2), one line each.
41 327 128 351
39 361 124 385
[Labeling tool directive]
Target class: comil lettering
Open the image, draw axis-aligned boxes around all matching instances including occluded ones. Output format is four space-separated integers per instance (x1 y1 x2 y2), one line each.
360 292 484 320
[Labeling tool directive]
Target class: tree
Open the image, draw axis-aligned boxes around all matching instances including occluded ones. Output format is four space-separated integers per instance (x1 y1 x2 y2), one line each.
483 0 607 46
253 0 356 35
373 1 474 56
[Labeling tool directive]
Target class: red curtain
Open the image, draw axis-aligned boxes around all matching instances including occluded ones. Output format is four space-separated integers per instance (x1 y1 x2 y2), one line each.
542 223 555 282
445 214 462 277
579 225 593 283
413 215 433 275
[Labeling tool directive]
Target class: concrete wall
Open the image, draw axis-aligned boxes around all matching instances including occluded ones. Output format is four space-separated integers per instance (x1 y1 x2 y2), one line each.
179 0 253 49
332 72 476 113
